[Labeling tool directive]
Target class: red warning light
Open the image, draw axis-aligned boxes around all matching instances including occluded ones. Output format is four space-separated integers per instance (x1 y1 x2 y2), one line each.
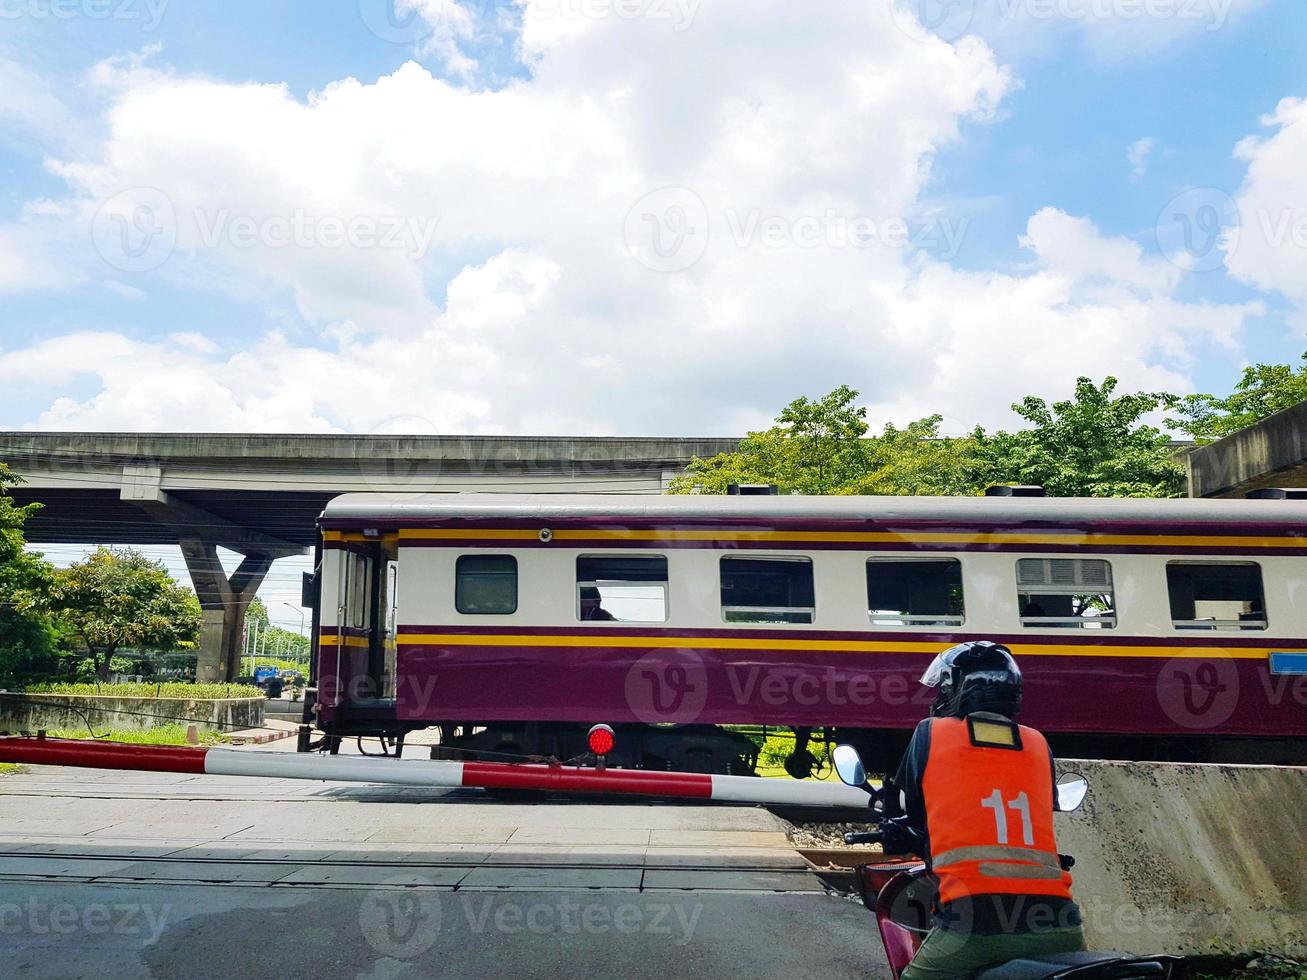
587 724 615 757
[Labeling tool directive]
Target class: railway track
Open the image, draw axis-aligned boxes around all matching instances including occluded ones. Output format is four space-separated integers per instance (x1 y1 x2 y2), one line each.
0 847 825 893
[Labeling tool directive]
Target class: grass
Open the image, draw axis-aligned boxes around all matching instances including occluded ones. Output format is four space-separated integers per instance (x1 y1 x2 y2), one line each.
1194 956 1306 979
0 763 24 776
44 725 232 746
24 682 261 700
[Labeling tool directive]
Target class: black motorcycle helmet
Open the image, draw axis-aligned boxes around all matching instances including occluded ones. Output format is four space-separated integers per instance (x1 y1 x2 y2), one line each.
920 641 1023 719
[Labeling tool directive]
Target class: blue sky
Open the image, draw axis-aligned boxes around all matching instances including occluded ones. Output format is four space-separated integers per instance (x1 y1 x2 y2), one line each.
2 0 1306 435
7 0 1307 620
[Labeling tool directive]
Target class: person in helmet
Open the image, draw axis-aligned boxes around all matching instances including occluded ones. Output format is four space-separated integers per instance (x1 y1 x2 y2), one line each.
889 641 1086 980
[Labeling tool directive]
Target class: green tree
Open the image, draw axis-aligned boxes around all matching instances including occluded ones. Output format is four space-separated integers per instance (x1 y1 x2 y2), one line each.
0 551 64 687
258 625 309 663
970 377 1185 498
1167 353 1307 444
22 547 202 682
672 378 1184 499
847 416 980 496
670 386 978 496
0 463 38 559
245 596 271 632
241 596 309 667
0 464 63 687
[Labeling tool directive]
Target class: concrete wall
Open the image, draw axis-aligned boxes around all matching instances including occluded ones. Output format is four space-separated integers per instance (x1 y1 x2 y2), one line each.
1187 399 1307 497
1057 759 1307 957
0 694 264 735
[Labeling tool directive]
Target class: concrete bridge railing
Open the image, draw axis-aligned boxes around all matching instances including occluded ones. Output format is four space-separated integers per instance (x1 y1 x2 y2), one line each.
0 694 265 735
1057 759 1307 958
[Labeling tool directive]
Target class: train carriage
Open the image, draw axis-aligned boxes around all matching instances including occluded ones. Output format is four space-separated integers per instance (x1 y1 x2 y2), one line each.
300 492 1307 772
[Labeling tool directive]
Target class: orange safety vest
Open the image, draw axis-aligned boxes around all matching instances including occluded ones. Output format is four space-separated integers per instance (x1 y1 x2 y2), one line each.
920 715 1074 907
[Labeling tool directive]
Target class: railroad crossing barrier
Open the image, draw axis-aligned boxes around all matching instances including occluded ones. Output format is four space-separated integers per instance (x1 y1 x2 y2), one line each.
0 735 870 809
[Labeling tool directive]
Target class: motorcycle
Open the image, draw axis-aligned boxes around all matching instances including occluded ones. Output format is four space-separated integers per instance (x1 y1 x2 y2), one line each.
830 744 1187 980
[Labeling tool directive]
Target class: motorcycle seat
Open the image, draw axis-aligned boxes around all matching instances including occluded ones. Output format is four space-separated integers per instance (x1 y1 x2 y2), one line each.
973 950 1184 979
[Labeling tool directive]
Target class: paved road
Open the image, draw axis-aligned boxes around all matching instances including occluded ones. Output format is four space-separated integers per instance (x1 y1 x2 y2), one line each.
0 745 890 979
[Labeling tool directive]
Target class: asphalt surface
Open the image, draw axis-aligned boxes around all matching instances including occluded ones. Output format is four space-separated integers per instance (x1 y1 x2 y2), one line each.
0 880 883 979
0 740 891 979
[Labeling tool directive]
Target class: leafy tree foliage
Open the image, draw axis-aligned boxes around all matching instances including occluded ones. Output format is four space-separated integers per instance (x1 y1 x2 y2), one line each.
21 547 201 682
0 550 63 687
1167 354 1307 444
850 417 980 496
245 595 271 631
969 377 1186 498
0 463 37 560
672 379 1184 499
242 597 308 664
0 465 63 687
670 386 977 496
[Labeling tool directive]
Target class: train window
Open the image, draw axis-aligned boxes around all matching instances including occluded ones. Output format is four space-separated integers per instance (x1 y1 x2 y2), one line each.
1166 562 1266 631
867 559 964 627
576 555 668 623
721 556 815 624
347 551 369 630
385 560 399 637
455 555 518 615
1016 558 1116 630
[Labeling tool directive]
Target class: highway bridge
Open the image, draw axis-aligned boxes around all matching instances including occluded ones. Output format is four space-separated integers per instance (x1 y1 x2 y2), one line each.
0 432 737 682
1185 398 1307 498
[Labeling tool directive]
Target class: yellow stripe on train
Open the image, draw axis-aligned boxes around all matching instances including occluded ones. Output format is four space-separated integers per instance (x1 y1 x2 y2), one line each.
317 635 372 649
390 633 1279 660
391 528 1307 549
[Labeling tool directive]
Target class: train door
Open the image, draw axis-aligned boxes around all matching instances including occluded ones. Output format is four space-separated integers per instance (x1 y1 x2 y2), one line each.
333 536 399 706
332 543 374 705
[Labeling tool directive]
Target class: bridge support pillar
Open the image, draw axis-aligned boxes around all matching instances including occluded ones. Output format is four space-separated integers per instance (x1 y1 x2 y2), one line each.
118 464 303 683
181 540 273 683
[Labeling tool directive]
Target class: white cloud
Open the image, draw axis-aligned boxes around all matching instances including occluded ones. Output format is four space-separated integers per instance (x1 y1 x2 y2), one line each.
399 0 481 80
0 221 81 294
1127 136 1158 181
1225 97 1307 309
869 208 1258 429
0 2 1265 434
962 0 1269 61
0 50 79 151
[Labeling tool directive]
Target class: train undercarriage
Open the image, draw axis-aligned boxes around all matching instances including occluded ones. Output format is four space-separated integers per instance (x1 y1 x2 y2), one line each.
303 703 1307 773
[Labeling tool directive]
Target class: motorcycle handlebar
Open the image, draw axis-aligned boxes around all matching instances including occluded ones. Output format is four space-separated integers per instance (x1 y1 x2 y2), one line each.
842 831 884 846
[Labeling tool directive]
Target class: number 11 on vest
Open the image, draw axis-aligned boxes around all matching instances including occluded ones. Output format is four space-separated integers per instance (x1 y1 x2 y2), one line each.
981 789 1034 845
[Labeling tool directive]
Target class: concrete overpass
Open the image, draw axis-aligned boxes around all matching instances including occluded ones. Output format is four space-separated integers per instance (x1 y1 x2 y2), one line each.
0 432 738 681
1186 399 1307 498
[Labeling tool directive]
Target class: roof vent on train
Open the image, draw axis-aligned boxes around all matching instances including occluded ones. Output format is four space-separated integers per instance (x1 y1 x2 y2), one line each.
727 483 779 495
985 485 1046 497
1245 487 1307 500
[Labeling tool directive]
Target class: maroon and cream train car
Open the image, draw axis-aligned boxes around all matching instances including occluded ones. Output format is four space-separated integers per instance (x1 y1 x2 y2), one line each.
300 493 1307 772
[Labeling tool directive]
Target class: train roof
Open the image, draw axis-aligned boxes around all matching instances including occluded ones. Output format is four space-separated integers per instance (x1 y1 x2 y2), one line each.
320 492 1307 527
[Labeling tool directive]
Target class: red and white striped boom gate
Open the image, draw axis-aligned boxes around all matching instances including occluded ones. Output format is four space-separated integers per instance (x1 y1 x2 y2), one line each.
0 736 870 809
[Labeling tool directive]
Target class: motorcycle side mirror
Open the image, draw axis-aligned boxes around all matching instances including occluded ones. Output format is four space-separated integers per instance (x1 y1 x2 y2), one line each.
1056 772 1088 812
832 744 867 787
